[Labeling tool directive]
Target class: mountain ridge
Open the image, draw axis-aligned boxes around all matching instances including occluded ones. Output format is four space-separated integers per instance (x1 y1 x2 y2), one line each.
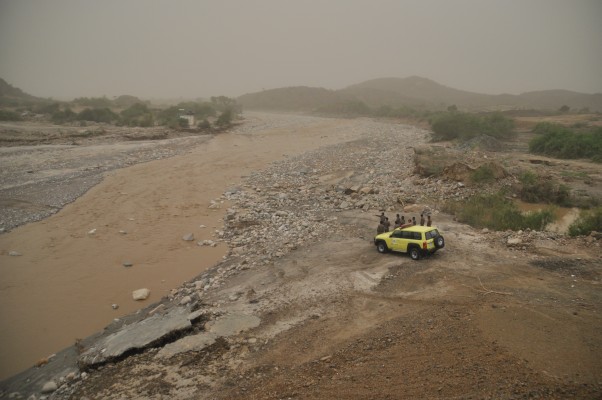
238 76 602 112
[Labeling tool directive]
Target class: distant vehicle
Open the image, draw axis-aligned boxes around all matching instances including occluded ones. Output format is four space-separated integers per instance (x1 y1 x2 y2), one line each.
374 225 445 260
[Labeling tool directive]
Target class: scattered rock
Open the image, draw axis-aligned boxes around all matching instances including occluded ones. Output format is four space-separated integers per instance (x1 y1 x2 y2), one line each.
180 295 192 305
41 381 57 393
87 229 96 235
111 304 119 310
9 250 22 256
507 238 522 246
182 233 194 241
122 261 133 267
132 288 150 301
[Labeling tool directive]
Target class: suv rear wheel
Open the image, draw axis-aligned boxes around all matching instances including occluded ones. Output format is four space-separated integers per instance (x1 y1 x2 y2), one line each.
409 246 421 260
435 235 445 249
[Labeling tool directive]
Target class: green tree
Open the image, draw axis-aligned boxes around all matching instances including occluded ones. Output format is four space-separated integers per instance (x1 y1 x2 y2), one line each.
216 109 232 127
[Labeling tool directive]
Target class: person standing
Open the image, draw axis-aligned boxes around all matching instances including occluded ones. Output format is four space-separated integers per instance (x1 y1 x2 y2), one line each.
383 217 391 232
427 215 432 227
375 211 386 224
420 214 425 226
377 222 385 234
412 216 417 225
394 214 401 228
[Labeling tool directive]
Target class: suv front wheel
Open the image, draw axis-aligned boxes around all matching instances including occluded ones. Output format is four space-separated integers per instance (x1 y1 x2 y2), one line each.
376 241 388 254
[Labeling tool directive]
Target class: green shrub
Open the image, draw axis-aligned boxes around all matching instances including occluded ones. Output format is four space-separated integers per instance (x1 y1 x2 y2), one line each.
120 103 154 126
429 112 515 141
430 112 482 140
72 96 113 108
77 108 118 123
568 206 602 236
529 124 602 162
444 191 555 231
483 112 515 139
198 119 211 129
518 171 571 206
471 164 496 183
0 109 22 121
51 108 77 124
35 102 62 115
216 109 233 127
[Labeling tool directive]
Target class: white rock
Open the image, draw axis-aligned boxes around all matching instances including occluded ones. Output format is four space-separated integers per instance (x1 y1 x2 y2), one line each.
65 372 78 381
41 381 57 393
9 251 22 256
507 238 522 246
132 288 150 301
182 233 194 241
111 304 119 310
88 229 96 235
180 296 192 305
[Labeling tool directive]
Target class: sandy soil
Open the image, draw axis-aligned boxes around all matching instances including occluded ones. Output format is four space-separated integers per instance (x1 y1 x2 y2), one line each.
0 114 363 380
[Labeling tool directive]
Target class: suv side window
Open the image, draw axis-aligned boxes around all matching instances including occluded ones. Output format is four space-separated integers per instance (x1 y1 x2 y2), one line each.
391 230 403 238
401 231 421 240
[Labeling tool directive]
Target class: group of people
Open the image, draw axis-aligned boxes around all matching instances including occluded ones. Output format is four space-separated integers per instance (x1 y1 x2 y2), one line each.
376 211 432 234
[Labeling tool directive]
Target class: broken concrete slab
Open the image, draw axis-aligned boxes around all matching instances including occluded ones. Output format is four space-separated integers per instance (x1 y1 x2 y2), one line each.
205 313 260 337
155 332 218 359
79 306 192 367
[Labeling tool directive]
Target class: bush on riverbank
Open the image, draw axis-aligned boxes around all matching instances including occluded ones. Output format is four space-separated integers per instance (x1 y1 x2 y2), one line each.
518 171 571 206
429 111 515 141
529 123 602 162
568 206 602 237
444 191 555 231
0 109 22 121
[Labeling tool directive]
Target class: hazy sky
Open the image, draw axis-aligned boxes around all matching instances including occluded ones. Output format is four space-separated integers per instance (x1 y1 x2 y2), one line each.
1 0 601 100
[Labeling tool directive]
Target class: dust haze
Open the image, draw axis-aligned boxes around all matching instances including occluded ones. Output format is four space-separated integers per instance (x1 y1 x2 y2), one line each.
0 0 601 100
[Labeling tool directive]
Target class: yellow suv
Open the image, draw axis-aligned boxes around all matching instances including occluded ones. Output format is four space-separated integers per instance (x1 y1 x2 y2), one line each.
374 225 444 260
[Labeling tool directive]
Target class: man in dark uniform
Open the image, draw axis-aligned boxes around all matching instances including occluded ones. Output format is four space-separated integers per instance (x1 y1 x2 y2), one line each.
383 217 391 232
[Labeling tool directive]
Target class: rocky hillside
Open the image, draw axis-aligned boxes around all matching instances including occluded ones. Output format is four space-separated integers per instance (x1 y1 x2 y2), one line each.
0 78 46 107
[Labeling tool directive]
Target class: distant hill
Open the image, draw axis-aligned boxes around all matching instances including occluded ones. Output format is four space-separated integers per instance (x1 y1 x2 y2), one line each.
238 86 344 111
0 78 44 106
238 76 602 113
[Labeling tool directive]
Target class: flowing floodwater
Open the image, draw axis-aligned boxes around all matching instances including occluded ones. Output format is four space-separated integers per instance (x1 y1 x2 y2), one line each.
0 113 365 380
514 199 580 233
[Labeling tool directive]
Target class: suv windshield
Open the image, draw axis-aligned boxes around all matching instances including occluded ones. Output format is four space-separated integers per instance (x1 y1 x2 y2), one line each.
425 229 440 240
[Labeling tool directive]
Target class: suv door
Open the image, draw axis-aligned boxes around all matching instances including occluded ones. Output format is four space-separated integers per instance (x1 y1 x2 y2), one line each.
389 230 405 252
401 231 422 253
